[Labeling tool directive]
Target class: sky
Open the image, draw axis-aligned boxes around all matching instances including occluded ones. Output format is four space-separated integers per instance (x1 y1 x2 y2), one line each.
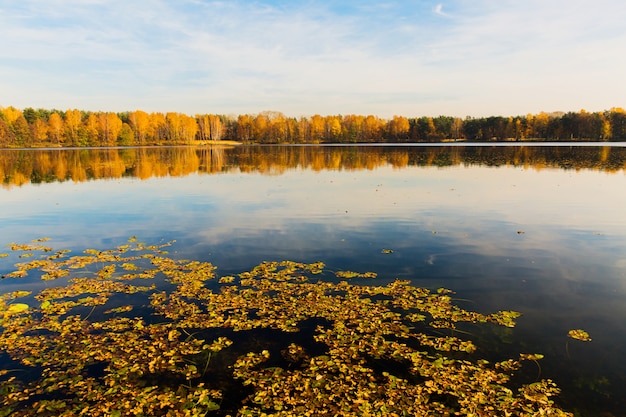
1 0 625 118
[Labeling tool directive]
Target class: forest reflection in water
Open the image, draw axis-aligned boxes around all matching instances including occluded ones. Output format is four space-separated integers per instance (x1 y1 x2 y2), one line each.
2 144 626 187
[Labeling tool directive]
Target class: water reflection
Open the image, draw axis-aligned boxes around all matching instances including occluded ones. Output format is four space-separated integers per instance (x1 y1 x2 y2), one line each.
2 145 626 187
1 145 626 415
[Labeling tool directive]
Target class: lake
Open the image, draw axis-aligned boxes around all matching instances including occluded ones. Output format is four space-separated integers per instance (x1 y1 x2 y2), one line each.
2 144 626 415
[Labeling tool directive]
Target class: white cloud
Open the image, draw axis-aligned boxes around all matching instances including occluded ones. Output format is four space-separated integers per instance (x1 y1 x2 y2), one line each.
433 3 450 17
1 0 625 117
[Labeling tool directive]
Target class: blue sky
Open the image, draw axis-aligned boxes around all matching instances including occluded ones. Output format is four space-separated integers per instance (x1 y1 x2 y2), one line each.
1 0 625 118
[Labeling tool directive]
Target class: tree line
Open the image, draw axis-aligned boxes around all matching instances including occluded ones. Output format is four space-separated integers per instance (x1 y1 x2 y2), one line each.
1 105 625 147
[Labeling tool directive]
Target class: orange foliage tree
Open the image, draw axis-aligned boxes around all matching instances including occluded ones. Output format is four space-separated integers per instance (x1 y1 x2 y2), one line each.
2 105 626 148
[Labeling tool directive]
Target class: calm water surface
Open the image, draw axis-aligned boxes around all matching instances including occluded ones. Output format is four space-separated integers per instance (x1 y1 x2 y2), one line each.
2 144 626 415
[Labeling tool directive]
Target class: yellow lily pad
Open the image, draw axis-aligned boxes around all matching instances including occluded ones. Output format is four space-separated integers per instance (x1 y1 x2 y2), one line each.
568 329 591 341
7 303 29 313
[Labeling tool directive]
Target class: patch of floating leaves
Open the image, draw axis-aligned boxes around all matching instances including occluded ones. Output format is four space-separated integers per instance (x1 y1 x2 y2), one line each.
334 270 377 279
0 238 575 416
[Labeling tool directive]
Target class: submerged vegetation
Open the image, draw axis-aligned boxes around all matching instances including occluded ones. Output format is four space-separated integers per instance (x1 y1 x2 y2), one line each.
0 238 578 416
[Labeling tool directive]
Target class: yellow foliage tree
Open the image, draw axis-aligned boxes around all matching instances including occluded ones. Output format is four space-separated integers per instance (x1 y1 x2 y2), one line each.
180 114 198 143
196 115 210 141
325 115 342 140
364 115 382 141
97 112 122 146
64 109 83 146
128 110 150 144
253 114 268 141
31 119 48 144
150 112 167 142
47 113 64 145
208 114 223 141
236 114 253 142
309 114 325 142
165 112 182 142
0 106 22 125
83 113 99 146
389 115 410 140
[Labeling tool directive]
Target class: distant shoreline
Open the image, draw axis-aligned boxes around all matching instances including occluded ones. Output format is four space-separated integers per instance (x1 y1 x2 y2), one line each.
3 140 626 151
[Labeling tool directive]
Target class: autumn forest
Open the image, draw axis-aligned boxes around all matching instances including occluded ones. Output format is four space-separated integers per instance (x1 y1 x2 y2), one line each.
1 106 626 147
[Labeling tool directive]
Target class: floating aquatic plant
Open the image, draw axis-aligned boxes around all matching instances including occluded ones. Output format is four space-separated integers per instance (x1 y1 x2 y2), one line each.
334 270 377 279
567 329 591 342
565 329 592 361
0 238 573 416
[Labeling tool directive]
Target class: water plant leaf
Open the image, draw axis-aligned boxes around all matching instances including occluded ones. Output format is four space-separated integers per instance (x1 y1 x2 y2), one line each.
568 329 591 342
6 303 29 313
104 305 133 315
1 291 31 300
218 275 235 284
